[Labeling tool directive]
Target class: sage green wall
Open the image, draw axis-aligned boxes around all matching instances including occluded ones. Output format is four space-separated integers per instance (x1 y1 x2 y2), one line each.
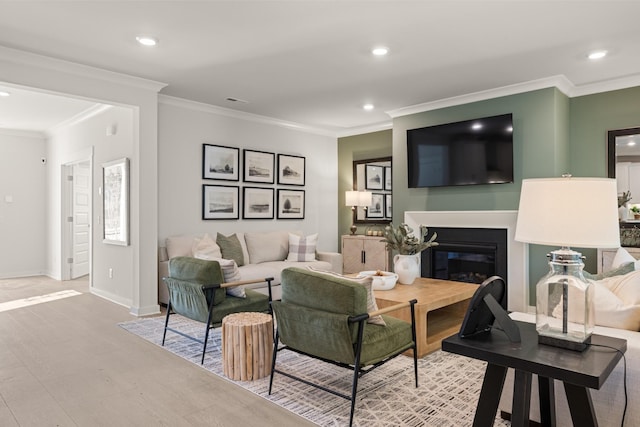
337 129 392 245
392 88 571 300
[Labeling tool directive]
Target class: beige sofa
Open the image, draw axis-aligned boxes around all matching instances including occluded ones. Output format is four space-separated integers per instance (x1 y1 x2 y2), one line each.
158 230 342 304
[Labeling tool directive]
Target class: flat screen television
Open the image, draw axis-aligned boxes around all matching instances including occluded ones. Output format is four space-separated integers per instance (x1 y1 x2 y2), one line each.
407 113 514 188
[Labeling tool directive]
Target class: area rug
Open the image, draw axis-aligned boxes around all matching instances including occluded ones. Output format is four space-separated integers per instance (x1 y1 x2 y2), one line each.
120 315 510 426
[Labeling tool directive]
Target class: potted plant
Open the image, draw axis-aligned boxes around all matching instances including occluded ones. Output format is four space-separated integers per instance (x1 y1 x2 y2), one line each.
632 205 640 220
381 223 438 284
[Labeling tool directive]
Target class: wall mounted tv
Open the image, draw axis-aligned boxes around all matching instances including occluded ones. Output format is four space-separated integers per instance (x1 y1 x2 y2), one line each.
407 113 514 188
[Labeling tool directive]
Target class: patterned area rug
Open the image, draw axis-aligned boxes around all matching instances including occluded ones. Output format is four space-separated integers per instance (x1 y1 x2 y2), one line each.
120 315 510 426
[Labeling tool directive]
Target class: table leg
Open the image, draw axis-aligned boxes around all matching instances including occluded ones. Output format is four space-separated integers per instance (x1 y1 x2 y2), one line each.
473 363 508 427
511 369 532 427
563 382 598 427
538 376 556 427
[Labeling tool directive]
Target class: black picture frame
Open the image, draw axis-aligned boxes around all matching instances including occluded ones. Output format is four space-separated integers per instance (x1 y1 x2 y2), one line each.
366 193 385 218
243 149 275 184
203 144 239 181
365 164 384 190
242 187 274 219
277 154 305 186
384 166 392 190
385 194 392 218
277 189 305 219
202 184 239 220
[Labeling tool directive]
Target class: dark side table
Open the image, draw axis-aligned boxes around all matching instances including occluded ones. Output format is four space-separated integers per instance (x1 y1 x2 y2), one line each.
442 321 626 427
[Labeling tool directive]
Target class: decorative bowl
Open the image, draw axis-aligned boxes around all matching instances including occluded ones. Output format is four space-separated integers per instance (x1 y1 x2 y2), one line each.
357 270 398 290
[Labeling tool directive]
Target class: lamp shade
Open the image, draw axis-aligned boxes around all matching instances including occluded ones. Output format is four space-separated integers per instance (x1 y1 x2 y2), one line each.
515 177 620 248
345 191 359 206
358 191 372 207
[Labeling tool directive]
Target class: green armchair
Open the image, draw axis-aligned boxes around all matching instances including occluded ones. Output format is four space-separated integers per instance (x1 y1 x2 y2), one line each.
268 267 418 426
162 256 273 364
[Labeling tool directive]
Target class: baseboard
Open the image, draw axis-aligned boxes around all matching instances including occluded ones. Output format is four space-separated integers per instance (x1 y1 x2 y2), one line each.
499 411 542 427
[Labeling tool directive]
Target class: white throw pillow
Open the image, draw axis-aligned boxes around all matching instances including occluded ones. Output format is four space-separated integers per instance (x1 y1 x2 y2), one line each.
307 266 385 325
244 231 290 264
192 233 222 260
193 253 245 298
611 247 637 269
599 269 640 306
286 233 318 262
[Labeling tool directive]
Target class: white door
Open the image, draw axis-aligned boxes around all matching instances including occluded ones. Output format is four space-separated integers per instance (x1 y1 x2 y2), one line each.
72 161 91 278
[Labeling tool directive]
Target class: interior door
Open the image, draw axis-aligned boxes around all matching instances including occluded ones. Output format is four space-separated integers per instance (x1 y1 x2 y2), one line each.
71 161 91 278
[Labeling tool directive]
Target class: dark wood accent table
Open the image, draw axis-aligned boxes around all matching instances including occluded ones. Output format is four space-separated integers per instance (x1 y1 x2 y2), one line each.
442 321 626 427
374 277 478 357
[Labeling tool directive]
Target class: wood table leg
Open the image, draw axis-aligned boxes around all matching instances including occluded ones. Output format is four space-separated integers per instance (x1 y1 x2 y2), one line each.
563 382 598 427
473 363 508 427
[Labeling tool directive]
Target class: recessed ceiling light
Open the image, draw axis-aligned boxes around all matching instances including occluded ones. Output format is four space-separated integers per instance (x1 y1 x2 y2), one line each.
588 50 607 60
0 90 10 97
372 47 388 56
136 36 158 46
363 104 374 111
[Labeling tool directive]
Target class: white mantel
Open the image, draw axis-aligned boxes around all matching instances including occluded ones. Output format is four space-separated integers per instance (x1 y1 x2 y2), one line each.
404 210 529 312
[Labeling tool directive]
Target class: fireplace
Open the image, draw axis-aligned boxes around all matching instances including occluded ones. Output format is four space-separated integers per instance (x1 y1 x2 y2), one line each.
421 227 508 307
404 211 528 312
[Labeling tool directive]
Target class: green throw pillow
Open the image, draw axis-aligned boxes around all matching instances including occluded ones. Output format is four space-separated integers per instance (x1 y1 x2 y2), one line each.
216 233 245 267
584 262 635 281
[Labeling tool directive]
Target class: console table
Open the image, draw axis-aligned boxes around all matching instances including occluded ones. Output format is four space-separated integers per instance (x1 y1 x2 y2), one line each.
442 321 627 427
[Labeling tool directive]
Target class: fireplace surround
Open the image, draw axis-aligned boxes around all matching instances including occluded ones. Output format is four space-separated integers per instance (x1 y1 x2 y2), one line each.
405 211 528 312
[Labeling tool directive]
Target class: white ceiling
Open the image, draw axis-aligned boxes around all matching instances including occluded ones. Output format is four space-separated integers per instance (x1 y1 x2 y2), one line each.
1 1 640 135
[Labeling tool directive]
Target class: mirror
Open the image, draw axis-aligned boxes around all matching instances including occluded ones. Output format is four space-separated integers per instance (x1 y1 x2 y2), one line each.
608 127 640 240
352 157 392 224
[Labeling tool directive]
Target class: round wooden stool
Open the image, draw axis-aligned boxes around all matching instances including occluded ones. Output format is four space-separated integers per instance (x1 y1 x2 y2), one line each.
221 312 273 381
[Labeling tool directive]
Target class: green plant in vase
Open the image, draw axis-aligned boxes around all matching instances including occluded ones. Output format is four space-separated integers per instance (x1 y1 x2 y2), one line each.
381 223 438 284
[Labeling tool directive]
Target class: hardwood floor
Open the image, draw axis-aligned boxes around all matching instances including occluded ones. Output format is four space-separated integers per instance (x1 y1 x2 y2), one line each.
0 276 314 426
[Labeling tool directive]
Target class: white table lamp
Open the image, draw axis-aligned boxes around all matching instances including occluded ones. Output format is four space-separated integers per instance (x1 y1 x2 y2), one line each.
515 175 620 351
345 191 373 235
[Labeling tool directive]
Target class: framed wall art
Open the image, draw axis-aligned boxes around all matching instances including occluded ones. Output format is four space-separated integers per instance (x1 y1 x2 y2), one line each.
102 157 129 246
385 194 392 218
366 193 385 219
277 154 305 186
242 187 274 219
243 149 275 184
202 184 239 220
203 144 239 181
385 166 392 190
277 189 305 219
365 164 384 190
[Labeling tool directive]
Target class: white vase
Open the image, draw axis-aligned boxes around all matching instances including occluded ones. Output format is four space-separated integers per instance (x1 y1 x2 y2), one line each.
393 254 420 285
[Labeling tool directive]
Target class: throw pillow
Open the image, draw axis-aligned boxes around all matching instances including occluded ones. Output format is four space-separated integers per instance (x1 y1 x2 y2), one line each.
244 231 290 264
287 233 318 262
216 233 245 267
583 262 635 281
192 233 222 259
611 247 637 269
307 267 386 325
193 253 245 298
599 269 640 306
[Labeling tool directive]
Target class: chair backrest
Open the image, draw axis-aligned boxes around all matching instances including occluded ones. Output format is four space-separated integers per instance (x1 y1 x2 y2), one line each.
272 267 370 363
165 256 226 322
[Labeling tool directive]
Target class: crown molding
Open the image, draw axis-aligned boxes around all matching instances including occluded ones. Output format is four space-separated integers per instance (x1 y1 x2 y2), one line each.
568 73 640 98
46 104 112 136
0 128 46 138
0 45 167 93
336 121 393 138
159 94 337 138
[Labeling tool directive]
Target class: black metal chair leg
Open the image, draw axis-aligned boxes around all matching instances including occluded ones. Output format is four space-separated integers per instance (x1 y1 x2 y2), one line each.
269 330 280 394
162 300 172 346
200 294 217 365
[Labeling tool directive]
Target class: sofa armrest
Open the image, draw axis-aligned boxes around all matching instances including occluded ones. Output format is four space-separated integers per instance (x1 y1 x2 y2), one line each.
158 260 169 305
317 251 343 274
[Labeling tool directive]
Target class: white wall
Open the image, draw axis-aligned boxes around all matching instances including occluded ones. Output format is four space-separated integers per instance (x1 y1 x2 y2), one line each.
47 106 136 308
158 98 339 251
0 130 47 278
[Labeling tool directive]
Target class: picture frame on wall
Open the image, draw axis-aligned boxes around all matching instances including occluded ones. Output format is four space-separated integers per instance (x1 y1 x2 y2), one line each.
202 184 239 220
102 157 129 246
242 187 274 219
203 144 239 181
277 154 305 186
385 194 392 218
384 166 392 190
277 189 305 219
365 165 384 190
366 193 385 218
243 149 275 184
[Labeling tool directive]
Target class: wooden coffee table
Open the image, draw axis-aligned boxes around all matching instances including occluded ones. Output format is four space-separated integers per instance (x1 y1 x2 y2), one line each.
374 277 478 357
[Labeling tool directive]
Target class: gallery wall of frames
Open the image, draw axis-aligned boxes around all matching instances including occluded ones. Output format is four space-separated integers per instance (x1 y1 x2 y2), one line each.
202 144 306 220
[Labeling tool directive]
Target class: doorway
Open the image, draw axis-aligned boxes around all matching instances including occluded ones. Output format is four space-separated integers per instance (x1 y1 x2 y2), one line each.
62 158 92 282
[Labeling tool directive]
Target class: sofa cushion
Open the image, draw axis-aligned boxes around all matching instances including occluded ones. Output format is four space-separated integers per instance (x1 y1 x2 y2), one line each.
612 246 637 269
305 267 385 325
166 234 197 259
244 230 292 264
216 233 245 266
286 233 317 262
192 233 222 259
